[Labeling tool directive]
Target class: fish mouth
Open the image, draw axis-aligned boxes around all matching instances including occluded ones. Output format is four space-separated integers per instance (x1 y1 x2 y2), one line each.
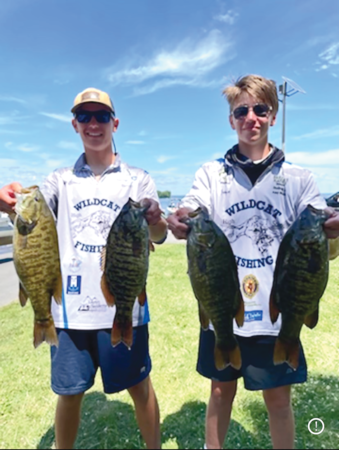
188 206 210 219
307 204 329 218
14 186 39 223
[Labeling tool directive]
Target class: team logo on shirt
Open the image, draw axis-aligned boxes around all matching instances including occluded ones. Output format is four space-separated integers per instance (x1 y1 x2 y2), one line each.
67 276 82 295
78 296 108 312
273 175 288 196
242 274 259 298
224 215 282 256
69 256 83 273
218 167 228 184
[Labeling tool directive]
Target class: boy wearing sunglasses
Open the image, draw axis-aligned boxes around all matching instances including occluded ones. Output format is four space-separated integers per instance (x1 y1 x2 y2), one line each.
0 88 167 449
167 74 339 449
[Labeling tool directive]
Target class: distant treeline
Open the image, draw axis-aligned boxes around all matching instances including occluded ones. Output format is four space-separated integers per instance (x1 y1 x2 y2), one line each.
157 190 171 198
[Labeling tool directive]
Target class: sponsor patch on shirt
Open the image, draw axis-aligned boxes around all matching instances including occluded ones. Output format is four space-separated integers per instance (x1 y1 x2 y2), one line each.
69 257 82 273
242 274 259 298
244 310 263 322
67 275 82 295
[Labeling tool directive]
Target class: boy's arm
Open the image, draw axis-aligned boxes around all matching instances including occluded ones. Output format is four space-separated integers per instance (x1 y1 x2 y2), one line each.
138 172 168 244
323 208 339 260
40 172 60 217
0 182 22 214
141 198 168 243
167 165 211 240
296 171 339 259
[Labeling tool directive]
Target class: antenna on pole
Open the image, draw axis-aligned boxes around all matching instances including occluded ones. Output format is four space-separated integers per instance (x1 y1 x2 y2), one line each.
278 76 306 153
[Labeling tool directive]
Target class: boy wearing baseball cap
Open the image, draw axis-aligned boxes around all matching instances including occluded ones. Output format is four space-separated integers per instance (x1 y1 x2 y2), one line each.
0 88 167 449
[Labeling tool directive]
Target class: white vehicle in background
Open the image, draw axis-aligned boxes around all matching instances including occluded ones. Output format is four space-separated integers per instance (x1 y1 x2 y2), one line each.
0 212 13 246
167 199 181 215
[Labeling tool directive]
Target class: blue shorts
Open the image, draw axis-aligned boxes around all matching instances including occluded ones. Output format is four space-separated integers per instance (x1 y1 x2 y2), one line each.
51 325 151 395
197 329 307 391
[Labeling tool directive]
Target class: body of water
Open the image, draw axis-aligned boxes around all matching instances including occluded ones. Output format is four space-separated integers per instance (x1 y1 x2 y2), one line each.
159 196 184 216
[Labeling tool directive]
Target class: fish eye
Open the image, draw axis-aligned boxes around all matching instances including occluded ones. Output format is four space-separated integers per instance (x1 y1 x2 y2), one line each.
34 197 39 202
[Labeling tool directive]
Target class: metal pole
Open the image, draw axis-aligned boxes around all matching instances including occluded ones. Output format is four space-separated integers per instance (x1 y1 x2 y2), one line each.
281 81 287 153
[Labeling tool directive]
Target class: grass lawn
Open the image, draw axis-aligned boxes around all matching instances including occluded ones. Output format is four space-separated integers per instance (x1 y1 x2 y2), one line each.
0 244 339 449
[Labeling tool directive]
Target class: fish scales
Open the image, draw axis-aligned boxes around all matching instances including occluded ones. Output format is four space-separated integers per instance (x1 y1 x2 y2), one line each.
101 198 150 349
13 186 62 348
270 204 329 369
185 208 244 370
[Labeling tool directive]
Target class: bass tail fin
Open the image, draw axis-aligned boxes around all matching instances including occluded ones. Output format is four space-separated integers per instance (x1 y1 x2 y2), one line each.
111 320 133 350
214 342 242 371
33 317 58 348
273 338 300 370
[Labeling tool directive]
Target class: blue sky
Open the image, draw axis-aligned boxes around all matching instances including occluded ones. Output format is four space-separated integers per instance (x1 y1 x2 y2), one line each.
0 0 338 196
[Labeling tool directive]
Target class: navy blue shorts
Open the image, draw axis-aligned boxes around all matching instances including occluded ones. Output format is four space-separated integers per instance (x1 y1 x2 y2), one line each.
197 329 307 391
51 325 151 395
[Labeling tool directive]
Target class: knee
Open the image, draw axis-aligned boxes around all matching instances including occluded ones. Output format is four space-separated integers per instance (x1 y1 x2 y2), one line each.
58 393 84 407
128 377 151 404
263 390 291 416
210 382 237 406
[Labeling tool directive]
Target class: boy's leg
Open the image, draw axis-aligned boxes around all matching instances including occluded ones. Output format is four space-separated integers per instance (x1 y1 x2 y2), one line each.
98 325 158 447
128 376 161 449
196 329 241 449
263 385 295 450
51 329 98 449
205 380 237 449
55 393 85 449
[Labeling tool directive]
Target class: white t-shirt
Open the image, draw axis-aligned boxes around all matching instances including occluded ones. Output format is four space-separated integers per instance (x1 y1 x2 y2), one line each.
41 153 159 330
181 152 326 337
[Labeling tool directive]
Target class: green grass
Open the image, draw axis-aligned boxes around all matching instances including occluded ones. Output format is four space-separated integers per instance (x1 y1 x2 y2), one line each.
0 244 339 449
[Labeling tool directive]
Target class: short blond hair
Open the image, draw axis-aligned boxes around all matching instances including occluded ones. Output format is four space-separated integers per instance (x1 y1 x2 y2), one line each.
223 74 279 115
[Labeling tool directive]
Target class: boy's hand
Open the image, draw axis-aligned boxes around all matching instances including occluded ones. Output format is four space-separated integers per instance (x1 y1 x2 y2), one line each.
0 182 22 214
141 198 162 226
324 207 339 239
167 207 194 240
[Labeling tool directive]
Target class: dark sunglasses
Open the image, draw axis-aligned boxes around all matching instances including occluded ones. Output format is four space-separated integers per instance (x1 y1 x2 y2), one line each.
75 110 115 124
232 103 272 120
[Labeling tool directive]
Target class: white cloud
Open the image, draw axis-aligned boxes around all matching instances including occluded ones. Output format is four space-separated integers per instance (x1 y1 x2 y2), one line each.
0 116 20 125
151 167 178 175
316 42 339 74
285 149 339 194
0 95 26 104
17 144 40 152
157 155 175 164
0 158 17 167
149 169 195 194
105 30 235 95
212 152 224 160
46 159 64 169
214 10 239 25
293 126 339 140
287 103 339 111
287 149 339 166
319 43 339 65
125 140 145 145
57 141 79 150
40 112 72 123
